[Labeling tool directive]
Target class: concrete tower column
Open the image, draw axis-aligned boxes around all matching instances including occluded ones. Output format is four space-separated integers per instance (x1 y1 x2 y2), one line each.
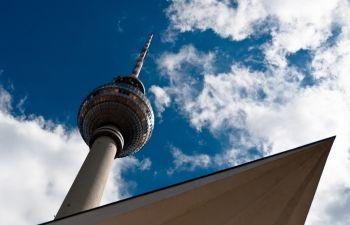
56 34 154 220
56 126 123 219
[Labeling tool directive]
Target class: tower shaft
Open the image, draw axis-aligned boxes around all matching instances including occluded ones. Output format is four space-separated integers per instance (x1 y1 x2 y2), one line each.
56 130 122 219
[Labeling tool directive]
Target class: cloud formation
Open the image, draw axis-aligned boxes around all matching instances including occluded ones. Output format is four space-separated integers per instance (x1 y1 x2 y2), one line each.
149 86 171 117
0 86 151 225
152 1 350 224
165 0 348 70
167 147 211 175
155 45 350 225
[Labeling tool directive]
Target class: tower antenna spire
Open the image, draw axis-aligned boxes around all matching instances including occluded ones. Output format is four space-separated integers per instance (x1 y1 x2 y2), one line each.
131 33 153 78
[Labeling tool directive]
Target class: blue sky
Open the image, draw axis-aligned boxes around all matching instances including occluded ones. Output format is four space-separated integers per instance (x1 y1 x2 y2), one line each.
0 0 227 193
1 0 350 224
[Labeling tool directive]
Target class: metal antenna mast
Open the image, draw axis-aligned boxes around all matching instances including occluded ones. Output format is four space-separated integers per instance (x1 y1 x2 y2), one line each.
131 33 153 78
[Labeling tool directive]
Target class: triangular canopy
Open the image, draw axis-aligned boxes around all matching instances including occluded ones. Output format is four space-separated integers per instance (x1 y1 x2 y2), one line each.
44 136 335 225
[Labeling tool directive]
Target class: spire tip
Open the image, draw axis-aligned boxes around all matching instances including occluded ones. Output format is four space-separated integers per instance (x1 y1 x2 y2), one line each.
131 34 154 78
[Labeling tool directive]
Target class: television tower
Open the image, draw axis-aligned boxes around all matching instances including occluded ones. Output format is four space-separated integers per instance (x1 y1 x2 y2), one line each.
56 34 154 219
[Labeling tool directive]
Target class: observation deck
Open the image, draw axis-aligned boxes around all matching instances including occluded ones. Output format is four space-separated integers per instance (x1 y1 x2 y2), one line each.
77 34 154 157
77 78 154 157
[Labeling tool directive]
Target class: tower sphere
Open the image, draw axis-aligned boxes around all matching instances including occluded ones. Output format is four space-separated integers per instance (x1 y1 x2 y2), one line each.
77 34 154 158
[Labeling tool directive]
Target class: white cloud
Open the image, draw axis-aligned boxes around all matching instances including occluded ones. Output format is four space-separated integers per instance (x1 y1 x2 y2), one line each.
157 44 215 76
166 0 346 68
0 86 152 225
154 45 215 118
149 85 171 116
138 158 152 171
166 0 267 41
0 86 12 112
167 0 340 43
161 1 350 223
154 44 350 224
167 144 261 175
16 95 27 114
167 147 211 175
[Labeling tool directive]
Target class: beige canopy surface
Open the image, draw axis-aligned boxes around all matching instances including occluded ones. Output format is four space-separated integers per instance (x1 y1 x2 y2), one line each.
44 136 335 225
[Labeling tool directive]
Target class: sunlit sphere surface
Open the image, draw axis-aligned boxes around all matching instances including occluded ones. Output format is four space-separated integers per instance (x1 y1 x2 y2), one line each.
78 76 154 157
